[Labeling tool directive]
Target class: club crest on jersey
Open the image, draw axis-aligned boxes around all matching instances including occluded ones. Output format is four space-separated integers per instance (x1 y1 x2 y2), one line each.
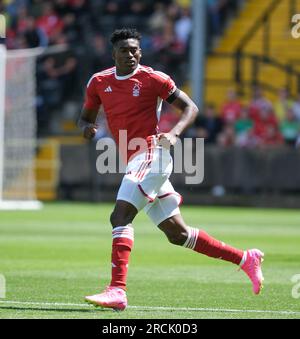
132 83 141 97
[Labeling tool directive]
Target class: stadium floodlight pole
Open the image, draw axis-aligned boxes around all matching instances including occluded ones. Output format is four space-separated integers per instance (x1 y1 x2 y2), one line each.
0 44 6 202
191 0 206 109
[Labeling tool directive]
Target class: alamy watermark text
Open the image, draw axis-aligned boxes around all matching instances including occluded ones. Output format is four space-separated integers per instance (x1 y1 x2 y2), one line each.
95 131 204 185
291 274 300 299
291 14 300 38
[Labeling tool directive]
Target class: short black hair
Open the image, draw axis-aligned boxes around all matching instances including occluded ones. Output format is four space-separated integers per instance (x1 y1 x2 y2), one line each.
110 28 142 45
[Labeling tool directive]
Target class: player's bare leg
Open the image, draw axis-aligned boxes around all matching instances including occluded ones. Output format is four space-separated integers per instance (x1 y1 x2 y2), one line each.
110 200 138 227
158 213 264 295
157 214 189 246
85 200 138 311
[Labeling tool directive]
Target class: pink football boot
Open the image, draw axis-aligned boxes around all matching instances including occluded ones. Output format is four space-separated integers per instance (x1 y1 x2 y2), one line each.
241 249 265 294
85 286 127 311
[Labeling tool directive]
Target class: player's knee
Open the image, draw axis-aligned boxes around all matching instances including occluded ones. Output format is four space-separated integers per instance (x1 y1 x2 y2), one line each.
110 210 135 228
110 211 123 227
165 229 188 246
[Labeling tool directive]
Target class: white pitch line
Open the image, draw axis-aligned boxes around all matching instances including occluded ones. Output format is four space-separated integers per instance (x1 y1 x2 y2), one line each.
0 300 299 316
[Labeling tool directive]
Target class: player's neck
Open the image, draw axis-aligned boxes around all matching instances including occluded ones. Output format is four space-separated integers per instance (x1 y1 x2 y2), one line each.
115 65 139 77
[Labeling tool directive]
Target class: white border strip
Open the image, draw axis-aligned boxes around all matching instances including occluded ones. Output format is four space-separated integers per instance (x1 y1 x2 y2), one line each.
0 44 6 202
6 44 69 59
0 300 299 316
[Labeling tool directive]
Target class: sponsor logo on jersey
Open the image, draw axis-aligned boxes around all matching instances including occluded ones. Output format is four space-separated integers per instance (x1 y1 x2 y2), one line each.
104 86 112 92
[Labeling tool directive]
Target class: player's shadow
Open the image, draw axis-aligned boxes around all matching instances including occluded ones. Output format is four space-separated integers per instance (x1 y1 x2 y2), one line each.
0 305 110 313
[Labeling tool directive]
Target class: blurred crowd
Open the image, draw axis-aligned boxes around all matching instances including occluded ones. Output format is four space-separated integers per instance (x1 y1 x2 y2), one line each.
159 87 300 149
3 0 241 50
1 0 243 135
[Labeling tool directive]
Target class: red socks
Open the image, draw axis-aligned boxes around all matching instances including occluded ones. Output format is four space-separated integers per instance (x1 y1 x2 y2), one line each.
109 225 244 290
183 227 244 265
110 225 134 290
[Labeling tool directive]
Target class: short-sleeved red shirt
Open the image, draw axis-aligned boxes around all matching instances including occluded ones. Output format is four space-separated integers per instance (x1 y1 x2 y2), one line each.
84 65 177 161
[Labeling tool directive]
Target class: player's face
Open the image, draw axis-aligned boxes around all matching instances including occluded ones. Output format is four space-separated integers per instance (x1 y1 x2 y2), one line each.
113 39 142 75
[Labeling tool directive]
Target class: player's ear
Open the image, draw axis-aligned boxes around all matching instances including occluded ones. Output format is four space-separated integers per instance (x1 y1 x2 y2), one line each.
112 44 118 61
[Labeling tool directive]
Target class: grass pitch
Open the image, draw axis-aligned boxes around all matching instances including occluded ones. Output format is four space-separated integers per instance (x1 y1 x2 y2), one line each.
0 202 300 319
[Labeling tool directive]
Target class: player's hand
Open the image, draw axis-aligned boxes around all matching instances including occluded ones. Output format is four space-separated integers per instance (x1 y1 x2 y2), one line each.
83 125 98 140
158 132 178 149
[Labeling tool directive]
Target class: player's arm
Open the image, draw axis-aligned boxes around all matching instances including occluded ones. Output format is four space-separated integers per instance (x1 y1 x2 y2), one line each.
77 108 99 140
78 75 102 140
159 89 199 146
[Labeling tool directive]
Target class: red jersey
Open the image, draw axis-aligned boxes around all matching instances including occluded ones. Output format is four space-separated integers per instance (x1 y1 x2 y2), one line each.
83 65 177 161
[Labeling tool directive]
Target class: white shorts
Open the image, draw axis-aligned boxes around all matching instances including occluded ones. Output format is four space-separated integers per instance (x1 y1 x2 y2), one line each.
117 137 182 225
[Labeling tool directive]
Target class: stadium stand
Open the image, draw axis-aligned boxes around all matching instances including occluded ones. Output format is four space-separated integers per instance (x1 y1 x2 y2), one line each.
3 0 241 135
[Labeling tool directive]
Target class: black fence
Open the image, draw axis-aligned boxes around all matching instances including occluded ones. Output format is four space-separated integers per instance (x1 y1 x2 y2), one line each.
58 143 300 207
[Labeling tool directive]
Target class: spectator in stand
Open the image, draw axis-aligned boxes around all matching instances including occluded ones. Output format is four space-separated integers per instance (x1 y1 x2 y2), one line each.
148 2 166 34
259 125 283 147
248 86 273 123
9 6 46 49
22 16 48 48
174 6 192 48
28 0 44 18
165 1 181 21
38 48 77 109
36 2 64 44
88 33 112 73
252 105 283 147
61 12 80 45
151 18 186 85
221 88 242 124
54 34 78 98
67 0 90 34
292 92 300 122
217 123 235 147
207 0 228 36
37 56 63 133
129 1 149 17
234 106 255 147
5 0 29 25
274 88 293 122
54 0 72 17
280 108 300 147
54 0 89 45
68 0 89 19
194 103 223 143
103 0 123 16
14 5 29 35
119 0 150 31
100 0 127 32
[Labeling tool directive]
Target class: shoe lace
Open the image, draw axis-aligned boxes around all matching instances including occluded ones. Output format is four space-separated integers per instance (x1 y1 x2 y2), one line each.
103 286 123 296
245 254 261 279
104 286 115 293
237 252 255 275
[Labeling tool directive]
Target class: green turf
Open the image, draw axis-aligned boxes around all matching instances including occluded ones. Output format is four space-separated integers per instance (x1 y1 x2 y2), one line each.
0 202 300 319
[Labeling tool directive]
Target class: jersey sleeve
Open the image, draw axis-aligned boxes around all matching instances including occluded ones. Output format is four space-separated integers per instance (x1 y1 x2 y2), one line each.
83 76 102 110
151 71 177 101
